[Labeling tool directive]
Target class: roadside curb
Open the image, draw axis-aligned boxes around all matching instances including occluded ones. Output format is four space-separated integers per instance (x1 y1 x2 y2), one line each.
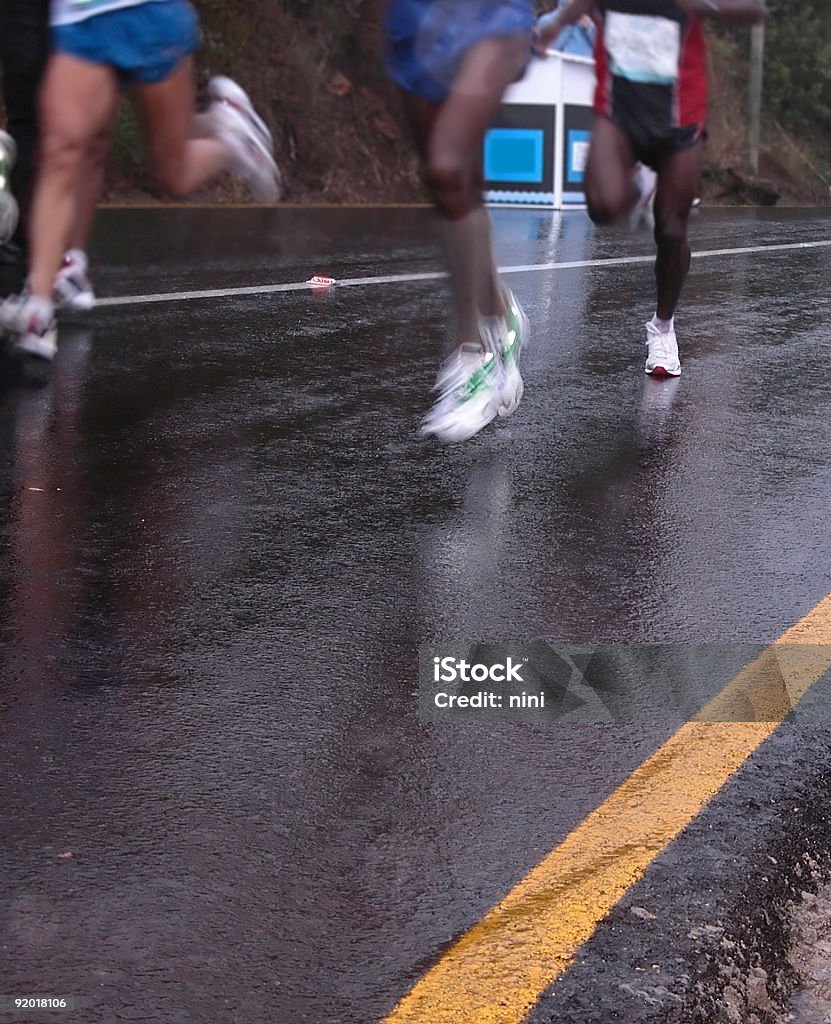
527 725 831 1024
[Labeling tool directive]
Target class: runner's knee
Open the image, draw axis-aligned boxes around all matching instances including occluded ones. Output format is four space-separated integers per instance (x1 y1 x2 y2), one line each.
39 126 87 179
424 153 477 220
585 180 629 226
654 212 689 249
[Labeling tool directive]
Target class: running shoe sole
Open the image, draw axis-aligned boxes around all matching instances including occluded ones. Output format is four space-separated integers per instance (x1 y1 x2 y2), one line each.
208 77 273 146
215 107 282 203
15 330 58 362
421 350 502 442
421 408 499 443
208 77 282 202
54 279 95 312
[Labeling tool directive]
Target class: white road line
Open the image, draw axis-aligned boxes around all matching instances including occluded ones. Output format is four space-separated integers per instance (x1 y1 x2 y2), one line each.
94 238 831 310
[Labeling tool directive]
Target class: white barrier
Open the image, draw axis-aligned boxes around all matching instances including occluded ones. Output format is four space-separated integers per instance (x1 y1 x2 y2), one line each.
484 51 596 209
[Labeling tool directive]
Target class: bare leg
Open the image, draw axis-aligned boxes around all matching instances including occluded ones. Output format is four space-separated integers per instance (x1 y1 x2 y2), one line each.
584 115 637 225
66 111 117 254
653 142 703 321
402 36 529 347
403 94 485 346
28 54 119 298
135 58 232 199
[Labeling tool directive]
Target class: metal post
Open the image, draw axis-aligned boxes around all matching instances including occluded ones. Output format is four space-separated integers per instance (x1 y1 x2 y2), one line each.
748 21 765 176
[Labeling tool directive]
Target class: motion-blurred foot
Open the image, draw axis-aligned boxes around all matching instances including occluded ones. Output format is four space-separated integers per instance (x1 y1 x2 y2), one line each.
1 292 58 362
208 76 283 202
54 250 96 311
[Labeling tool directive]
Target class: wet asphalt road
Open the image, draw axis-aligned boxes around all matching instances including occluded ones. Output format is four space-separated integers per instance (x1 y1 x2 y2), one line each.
2 207 831 1023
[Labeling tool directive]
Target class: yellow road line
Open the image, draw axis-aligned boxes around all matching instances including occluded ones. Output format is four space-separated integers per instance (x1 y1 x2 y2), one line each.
384 595 831 1024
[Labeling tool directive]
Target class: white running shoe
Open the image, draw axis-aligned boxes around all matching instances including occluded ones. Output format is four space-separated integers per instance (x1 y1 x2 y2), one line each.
422 343 503 443
630 164 657 232
207 76 282 202
496 288 530 418
1 292 58 361
0 130 17 169
0 130 19 244
54 249 96 311
644 320 681 378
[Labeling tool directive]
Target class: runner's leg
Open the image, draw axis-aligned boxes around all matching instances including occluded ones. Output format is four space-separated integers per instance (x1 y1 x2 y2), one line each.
67 114 116 256
653 141 703 321
405 36 528 347
584 116 636 225
28 53 119 298
52 105 118 310
642 142 702 377
135 58 231 199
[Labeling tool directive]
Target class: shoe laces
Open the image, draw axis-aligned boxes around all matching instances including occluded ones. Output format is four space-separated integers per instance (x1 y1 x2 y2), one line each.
433 344 495 397
646 321 676 358
478 316 509 358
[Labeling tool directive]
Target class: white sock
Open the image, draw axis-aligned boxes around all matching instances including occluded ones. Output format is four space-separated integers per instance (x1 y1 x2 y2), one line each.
651 314 674 335
635 164 658 200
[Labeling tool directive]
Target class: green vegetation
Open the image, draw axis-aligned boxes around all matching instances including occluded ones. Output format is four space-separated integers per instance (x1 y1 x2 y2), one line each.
764 0 831 133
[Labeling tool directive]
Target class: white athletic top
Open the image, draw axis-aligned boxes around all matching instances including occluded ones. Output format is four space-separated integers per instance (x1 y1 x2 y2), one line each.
51 0 169 28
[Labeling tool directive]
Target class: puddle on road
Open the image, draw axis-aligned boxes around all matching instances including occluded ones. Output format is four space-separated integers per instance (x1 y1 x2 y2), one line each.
783 881 831 1024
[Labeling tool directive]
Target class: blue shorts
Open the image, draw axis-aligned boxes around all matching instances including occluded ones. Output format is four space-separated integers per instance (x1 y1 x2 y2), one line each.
386 0 534 104
52 1 199 86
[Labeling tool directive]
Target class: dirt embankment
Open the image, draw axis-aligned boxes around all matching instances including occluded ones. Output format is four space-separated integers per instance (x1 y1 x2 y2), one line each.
104 4 829 208
703 30 831 207
107 0 421 204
